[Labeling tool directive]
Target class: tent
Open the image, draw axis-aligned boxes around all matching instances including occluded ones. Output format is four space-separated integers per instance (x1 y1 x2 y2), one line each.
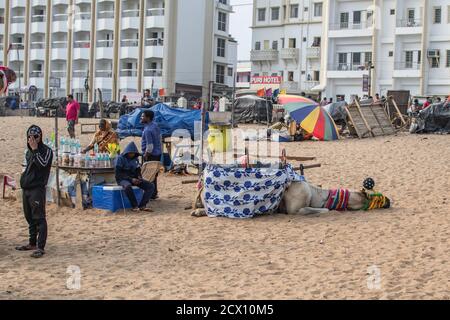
323 101 348 123
410 102 450 134
233 95 273 124
116 103 205 139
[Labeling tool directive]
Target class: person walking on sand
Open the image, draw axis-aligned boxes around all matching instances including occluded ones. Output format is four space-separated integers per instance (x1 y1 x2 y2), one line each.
16 125 53 259
141 110 162 200
66 94 80 139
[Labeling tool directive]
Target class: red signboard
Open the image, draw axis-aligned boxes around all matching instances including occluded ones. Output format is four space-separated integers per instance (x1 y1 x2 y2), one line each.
251 76 282 85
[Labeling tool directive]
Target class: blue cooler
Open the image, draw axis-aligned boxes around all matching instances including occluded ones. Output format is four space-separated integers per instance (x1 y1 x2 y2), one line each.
92 185 144 212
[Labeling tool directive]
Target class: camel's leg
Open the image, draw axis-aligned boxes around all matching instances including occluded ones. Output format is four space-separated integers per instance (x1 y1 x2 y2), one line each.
298 207 330 215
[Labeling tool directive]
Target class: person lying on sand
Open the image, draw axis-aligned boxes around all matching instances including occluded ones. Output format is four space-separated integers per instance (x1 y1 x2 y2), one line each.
115 142 155 213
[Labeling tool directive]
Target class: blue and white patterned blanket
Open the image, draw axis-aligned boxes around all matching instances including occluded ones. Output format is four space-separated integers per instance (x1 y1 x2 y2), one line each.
204 165 305 219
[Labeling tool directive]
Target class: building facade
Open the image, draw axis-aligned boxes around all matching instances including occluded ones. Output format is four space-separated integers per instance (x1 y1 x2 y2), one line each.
0 0 237 102
236 60 251 89
251 0 450 100
250 0 324 95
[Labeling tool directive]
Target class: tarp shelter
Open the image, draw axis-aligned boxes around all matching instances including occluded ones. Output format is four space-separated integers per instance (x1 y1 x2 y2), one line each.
0 96 20 110
323 101 348 123
410 102 450 134
116 103 205 139
233 95 273 124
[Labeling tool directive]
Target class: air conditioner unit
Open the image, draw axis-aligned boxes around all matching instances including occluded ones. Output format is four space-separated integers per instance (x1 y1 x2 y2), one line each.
427 50 440 58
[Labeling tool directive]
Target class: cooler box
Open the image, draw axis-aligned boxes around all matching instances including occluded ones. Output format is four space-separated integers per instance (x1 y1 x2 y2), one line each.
92 185 144 212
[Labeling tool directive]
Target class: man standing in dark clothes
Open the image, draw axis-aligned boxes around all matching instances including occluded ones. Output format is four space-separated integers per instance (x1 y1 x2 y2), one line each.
141 110 162 199
16 125 53 259
115 142 155 212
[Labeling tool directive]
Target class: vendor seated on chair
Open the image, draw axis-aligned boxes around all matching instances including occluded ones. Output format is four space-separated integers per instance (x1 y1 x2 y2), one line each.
270 117 288 131
82 119 119 154
115 142 155 212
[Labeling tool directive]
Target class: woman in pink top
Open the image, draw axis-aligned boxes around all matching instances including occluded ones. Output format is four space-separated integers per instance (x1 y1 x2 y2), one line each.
66 94 80 138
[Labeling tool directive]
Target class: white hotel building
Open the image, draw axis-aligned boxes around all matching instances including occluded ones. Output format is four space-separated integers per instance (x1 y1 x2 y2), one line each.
0 0 237 102
251 0 450 100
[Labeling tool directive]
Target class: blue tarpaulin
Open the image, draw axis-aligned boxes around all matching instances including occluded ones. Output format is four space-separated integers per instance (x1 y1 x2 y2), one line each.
116 103 206 139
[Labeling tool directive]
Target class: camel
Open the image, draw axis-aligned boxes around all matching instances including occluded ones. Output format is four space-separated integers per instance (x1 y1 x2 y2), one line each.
191 180 390 217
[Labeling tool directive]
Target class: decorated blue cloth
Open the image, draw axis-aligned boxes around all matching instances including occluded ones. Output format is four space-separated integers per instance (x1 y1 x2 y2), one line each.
204 165 305 219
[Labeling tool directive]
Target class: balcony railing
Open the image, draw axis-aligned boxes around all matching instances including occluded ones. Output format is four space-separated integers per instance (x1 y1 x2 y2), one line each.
11 43 25 50
120 69 138 77
97 39 114 48
122 9 139 18
74 41 91 48
306 47 321 59
53 13 68 22
121 39 139 47
397 19 422 28
147 8 165 16
74 12 91 20
31 15 45 23
97 11 114 19
73 70 88 77
304 80 320 90
96 70 113 78
30 71 44 78
280 81 299 91
145 38 164 46
330 20 373 30
394 62 421 70
11 16 26 23
331 63 369 71
51 70 67 78
52 41 67 49
250 49 279 62
280 48 299 60
30 42 45 49
144 69 163 77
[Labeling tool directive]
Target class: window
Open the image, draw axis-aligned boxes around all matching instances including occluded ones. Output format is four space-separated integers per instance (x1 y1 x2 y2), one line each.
447 50 450 67
304 7 309 12
283 5 287 19
352 52 361 68
353 11 362 25
271 73 278 77
272 40 278 50
288 71 294 82
340 12 349 28
290 4 299 18
364 52 372 64
217 38 225 57
218 12 227 31
313 70 320 81
228 67 233 77
254 42 261 50
288 38 296 49
338 53 348 69
219 0 227 4
407 8 415 23
405 51 413 68
271 7 280 20
216 65 225 83
258 8 266 21
388 51 393 57
314 3 323 17
418 51 421 64
263 40 270 50
390 9 396 15
312 37 321 47
431 57 440 68
434 7 441 24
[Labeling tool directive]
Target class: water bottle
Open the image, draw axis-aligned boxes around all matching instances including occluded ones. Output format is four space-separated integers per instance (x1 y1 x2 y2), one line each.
94 143 99 155
105 153 111 168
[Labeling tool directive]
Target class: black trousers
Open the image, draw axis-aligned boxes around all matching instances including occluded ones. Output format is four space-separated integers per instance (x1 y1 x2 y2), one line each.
144 154 161 198
22 188 48 250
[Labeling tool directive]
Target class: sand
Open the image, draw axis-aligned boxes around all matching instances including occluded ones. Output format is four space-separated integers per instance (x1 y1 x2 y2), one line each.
0 116 449 300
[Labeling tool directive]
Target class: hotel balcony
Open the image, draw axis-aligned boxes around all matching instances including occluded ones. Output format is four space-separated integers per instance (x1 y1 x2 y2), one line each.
304 80 320 91
217 0 233 13
30 42 45 61
9 43 24 62
144 69 163 77
122 9 140 29
51 70 67 79
31 15 46 33
73 12 91 31
329 21 373 38
280 48 299 61
73 40 91 60
327 63 369 78
51 41 68 60
96 40 114 59
10 16 26 34
53 14 69 33
280 81 300 92
250 49 279 62
146 8 165 28
393 62 421 78
395 19 423 35
306 47 321 59
97 11 114 30
121 39 139 58
120 70 138 90
145 39 164 58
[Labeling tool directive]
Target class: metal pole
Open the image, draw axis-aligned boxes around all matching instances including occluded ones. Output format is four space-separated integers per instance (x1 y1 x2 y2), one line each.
209 81 214 112
55 105 61 206
17 47 21 90
231 70 236 128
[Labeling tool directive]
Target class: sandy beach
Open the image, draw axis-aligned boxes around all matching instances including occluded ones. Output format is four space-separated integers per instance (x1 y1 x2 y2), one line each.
0 116 449 300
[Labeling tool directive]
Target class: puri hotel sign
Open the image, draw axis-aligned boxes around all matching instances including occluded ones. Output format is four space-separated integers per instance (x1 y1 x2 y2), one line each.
250 76 282 90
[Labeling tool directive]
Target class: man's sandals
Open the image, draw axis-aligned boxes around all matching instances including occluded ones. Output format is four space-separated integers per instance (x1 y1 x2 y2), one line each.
15 245 45 258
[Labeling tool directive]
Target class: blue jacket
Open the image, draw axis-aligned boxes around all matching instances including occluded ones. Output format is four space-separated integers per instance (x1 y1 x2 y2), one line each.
142 122 162 156
115 142 142 183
